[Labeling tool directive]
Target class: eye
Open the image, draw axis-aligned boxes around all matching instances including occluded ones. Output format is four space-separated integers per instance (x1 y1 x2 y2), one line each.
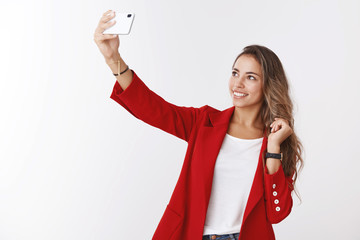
232 71 238 76
248 75 256 80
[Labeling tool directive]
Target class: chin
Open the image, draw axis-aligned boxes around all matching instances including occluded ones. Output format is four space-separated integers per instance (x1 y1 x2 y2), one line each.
233 104 248 108
232 101 248 108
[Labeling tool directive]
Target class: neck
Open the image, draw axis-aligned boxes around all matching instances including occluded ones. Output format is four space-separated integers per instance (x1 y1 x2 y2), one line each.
231 104 264 129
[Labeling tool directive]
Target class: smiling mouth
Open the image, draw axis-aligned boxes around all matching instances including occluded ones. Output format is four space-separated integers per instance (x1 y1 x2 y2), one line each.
233 91 249 97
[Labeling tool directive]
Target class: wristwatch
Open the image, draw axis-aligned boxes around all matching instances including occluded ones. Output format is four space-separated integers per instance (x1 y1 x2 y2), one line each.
265 152 283 162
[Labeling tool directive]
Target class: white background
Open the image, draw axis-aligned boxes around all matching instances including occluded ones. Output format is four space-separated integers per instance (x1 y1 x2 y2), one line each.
1 0 359 239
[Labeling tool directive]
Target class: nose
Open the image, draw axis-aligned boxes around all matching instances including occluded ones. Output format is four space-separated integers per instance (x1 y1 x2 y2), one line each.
234 76 245 88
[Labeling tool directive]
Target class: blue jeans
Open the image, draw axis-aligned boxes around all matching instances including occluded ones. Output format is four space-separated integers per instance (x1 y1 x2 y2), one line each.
202 232 240 240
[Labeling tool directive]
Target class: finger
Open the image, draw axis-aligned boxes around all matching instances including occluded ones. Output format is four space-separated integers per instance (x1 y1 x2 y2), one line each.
271 120 277 126
270 120 275 127
103 34 118 40
274 118 283 126
274 123 281 132
274 117 287 126
276 118 290 126
103 10 112 14
102 11 116 23
103 10 113 17
95 11 115 34
103 19 116 30
94 32 117 42
270 122 277 132
95 19 116 35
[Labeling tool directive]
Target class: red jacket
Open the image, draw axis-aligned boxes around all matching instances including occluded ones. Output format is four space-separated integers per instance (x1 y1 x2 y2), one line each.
110 70 295 240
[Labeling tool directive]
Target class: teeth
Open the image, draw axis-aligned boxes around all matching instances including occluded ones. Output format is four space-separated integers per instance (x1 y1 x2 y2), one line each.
234 92 248 97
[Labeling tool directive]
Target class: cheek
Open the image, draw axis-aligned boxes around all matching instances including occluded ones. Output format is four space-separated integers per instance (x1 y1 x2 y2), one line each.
250 84 263 97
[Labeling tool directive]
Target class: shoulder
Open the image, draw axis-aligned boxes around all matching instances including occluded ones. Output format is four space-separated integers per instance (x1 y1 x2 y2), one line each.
198 104 221 115
196 105 226 125
202 105 232 114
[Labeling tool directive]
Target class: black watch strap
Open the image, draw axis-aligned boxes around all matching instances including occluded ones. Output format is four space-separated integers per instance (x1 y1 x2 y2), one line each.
265 152 283 161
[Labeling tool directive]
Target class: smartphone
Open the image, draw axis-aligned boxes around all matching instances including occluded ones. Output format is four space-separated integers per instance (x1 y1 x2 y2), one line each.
103 12 135 35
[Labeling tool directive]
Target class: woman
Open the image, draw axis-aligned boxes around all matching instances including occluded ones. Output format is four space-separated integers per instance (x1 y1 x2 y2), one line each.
94 10 304 240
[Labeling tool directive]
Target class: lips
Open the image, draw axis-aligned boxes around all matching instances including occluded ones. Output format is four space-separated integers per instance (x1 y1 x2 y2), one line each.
233 91 248 97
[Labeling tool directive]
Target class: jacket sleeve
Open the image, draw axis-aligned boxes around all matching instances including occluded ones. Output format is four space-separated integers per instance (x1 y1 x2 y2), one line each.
263 164 295 224
110 69 208 142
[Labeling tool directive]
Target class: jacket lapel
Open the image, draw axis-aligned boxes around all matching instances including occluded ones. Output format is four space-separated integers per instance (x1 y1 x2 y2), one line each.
201 105 268 228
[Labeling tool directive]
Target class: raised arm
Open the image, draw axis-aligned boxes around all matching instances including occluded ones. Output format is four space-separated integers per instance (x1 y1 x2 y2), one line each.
93 10 207 142
109 68 208 142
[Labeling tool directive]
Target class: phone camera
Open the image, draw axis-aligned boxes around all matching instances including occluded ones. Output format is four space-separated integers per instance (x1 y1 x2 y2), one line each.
127 14 132 18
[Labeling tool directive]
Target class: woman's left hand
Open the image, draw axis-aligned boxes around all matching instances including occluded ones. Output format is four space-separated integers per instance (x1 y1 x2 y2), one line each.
268 118 293 146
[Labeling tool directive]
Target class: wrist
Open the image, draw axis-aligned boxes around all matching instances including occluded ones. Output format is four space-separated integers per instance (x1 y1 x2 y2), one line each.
267 144 280 153
105 52 121 65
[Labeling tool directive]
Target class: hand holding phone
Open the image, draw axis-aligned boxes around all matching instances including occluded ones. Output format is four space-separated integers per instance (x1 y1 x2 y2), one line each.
103 11 135 35
94 10 120 61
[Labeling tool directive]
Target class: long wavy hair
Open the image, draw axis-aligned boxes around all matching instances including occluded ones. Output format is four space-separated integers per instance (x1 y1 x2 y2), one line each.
232 44 304 202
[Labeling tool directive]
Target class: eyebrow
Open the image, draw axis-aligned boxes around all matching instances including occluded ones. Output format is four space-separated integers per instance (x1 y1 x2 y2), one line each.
232 68 261 77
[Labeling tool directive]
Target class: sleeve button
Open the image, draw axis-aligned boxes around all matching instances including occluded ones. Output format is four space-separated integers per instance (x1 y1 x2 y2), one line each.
276 206 281 211
274 199 279 204
273 191 278 196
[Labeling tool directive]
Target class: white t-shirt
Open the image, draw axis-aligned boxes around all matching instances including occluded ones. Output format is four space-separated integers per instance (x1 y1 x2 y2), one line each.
202 133 263 235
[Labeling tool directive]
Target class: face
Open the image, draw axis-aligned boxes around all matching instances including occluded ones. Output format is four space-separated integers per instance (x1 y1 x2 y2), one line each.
229 54 264 109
